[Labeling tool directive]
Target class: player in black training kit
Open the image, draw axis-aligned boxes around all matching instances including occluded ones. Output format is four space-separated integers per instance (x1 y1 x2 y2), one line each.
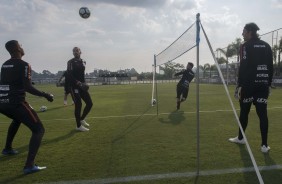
174 62 195 110
0 40 54 174
229 23 273 153
57 71 73 105
67 47 93 132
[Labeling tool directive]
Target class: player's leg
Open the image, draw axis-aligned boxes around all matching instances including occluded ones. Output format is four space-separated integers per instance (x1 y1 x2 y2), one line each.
253 87 269 152
229 87 252 144
181 87 189 102
2 120 21 155
238 100 252 140
176 84 182 110
80 90 93 126
71 88 88 131
14 102 46 174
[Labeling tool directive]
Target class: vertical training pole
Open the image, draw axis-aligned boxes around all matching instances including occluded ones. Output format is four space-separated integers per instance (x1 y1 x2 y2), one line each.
154 55 159 115
195 13 201 176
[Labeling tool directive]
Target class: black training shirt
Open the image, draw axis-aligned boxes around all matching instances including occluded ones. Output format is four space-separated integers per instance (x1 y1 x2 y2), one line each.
238 37 273 88
0 59 44 104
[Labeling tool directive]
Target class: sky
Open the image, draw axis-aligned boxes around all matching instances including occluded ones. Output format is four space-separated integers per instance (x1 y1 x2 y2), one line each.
0 0 281 74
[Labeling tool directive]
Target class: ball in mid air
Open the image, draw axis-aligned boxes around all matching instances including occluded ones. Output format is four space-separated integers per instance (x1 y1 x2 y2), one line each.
79 7 91 19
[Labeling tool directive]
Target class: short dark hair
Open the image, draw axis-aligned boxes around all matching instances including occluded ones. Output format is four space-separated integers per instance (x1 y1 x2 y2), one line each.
5 40 18 54
244 23 260 37
188 62 194 68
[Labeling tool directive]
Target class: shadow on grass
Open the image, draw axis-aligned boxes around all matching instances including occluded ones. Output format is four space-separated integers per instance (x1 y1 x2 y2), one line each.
0 173 26 184
239 144 256 184
261 153 282 184
0 130 76 162
37 105 70 113
158 110 185 125
111 106 154 143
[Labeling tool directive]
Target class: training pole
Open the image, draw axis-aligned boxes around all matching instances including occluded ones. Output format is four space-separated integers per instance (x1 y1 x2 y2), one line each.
195 13 201 176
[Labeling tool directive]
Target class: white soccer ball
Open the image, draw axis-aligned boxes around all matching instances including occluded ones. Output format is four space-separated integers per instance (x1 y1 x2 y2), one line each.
40 106 47 112
79 7 91 19
152 99 157 105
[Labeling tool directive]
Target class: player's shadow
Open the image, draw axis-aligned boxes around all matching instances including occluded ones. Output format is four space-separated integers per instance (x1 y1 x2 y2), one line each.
158 110 185 125
37 105 69 113
0 130 76 162
261 153 282 183
111 106 153 143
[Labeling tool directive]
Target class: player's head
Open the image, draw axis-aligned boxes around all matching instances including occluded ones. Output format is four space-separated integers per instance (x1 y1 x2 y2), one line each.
5 40 25 57
187 62 194 69
242 22 260 41
73 47 81 58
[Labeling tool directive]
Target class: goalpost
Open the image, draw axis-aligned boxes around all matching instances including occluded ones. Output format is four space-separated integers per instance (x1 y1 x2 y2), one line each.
152 13 265 183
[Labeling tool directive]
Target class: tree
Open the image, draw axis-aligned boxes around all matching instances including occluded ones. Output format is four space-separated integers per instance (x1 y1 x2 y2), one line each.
161 62 185 79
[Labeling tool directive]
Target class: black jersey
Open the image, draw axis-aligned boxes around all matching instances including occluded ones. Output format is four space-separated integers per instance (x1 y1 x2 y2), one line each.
175 68 195 88
67 58 86 86
238 37 273 88
0 59 44 104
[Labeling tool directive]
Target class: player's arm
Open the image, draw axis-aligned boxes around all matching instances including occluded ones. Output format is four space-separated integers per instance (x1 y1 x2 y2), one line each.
66 60 80 85
174 70 184 76
237 44 248 87
23 64 53 102
267 45 273 86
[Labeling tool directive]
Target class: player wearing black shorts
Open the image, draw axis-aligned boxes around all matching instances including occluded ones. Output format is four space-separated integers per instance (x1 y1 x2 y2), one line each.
229 23 273 153
0 40 54 174
174 62 195 110
67 47 93 132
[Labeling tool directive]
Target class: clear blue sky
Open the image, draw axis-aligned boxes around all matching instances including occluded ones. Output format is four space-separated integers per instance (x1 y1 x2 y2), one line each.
0 0 281 73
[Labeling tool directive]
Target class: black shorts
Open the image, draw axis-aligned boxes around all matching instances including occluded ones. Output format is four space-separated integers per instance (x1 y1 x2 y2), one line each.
240 86 269 105
0 102 43 132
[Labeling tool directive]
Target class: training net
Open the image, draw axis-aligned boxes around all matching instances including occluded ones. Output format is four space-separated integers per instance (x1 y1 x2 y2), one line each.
152 14 200 107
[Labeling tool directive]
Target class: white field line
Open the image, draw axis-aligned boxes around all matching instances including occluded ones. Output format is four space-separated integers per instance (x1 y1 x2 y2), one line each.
41 164 282 184
1 106 282 123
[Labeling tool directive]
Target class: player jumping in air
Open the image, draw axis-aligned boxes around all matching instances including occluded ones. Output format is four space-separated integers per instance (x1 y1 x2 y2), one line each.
174 62 195 110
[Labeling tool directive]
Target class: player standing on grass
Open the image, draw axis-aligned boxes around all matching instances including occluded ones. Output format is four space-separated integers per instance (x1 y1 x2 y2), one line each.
174 62 195 110
229 23 273 153
57 70 73 105
0 40 54 174
67 47 93 132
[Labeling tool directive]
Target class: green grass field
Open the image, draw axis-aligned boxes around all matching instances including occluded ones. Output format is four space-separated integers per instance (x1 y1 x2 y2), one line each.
0 83 282 184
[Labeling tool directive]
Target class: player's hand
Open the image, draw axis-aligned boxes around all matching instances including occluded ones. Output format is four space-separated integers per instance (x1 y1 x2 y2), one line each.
234 86 241 100
42 92 54 102
77 81 89 91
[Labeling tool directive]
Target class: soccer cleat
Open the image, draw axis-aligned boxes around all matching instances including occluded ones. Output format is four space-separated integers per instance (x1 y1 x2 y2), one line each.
23 165 46 174
80 120 90 127
261 145 270 153
228 136 246 144
2 148 18 155
76 125 89 132
177 101 180 110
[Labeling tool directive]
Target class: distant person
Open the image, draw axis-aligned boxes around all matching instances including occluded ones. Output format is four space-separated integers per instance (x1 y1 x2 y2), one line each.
229 23 273 153
174 62 195 110
57 71 73 105
0 40 54 174
67 47 93 132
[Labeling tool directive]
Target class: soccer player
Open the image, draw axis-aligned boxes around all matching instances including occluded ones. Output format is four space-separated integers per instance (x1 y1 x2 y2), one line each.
67 47 93 132
229 23 273 153
0 40 54 174
174 62 195 110
57 71 73 105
